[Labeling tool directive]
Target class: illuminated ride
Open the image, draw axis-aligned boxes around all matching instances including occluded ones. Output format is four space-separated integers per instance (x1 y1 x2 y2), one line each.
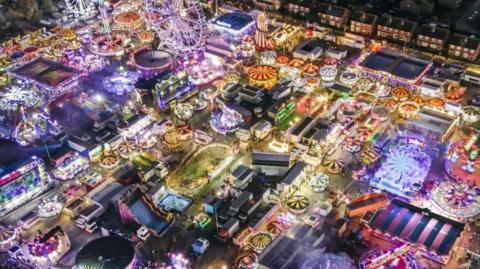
430 179 480 220
309 172 330 192
144 0 205 52
286 195 309 214
371 144 431 199
210 100 243 134
0 224 19 252
102 70 140 96
0 80 43 111
65 0 96 19
37 195 64 219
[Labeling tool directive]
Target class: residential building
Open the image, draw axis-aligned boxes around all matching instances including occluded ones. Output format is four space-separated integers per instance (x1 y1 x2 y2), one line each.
416 24 450 52
350 11 378 36
284 0 316 17
448 33 480 61
315 3 350 29
400 0 435 14
377 15 417 43
253 0 283 11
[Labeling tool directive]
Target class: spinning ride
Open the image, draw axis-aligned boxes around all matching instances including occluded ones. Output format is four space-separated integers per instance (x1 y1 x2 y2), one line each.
210 101 243 134
38 195 64 219
430 180 480 220
371 144 431 198
144 0 205 52
65 0 96 19
286 195 309 214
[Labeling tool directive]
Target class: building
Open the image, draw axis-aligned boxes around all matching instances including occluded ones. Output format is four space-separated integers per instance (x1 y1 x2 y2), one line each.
211 11 255 40
438 0 463 9
464 65 480 85
315 3 350 29
293 39 324 61
350 11 378 36
289 116 316 143
251 151 291 176
416 25 450 52
278 161 307 194
0 156 50 217
284 0 316 17
238 85 265 104
377 15 417 43
400 0 435 14
366 199 464 264
232 165 255 190
448 33 480 61
419 76 447 97
253 0 283 11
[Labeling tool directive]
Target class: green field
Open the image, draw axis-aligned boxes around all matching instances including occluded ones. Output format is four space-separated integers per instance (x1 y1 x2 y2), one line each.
168 144 231 195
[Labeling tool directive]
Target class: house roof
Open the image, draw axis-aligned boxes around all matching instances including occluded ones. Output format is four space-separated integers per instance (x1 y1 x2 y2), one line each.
350 11 377 25
315 3 348 18
286 0 315 8
378 15 417 33
449 33 480 50
417 25 450 42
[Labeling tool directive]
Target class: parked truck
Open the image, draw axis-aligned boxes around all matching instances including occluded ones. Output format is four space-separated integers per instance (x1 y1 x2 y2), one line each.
217 217 239 242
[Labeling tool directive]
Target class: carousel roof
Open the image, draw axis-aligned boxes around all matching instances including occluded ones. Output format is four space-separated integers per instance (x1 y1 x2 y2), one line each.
286 195 310 210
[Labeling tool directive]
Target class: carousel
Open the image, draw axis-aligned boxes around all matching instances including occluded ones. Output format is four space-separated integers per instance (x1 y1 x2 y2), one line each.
132 49 174 73
0 80 43 111
190 97 207 111
354 77 374 92
102 69 140 96
309 172 330 192
99 148 120 170
113 11 142 31
303 77 320 92
37 195 64 219
381 98 398 112
89 33 126 57
324 158 345 174
343 136 362 153
162 124 191 152
371 105 390 122
430 179 480 220
445 136 480 185
463 106 480 123
248 65 278 89
319 66 337 85
61 49 108 73
174 103 194 121
444 84 465 102
0 224 19 252
248 232 275 253
275 55 290 66
26 226 70 265
138 131 158 150
235 252 258 269
339 71 358 87
210 101 244 134
187 58 224 85
117 140 137 159
0 72 10 87
392 86 410 101
409 95 425 106
426 97 445 110
398 101 420 119
286 195 310 214
302 63 319 76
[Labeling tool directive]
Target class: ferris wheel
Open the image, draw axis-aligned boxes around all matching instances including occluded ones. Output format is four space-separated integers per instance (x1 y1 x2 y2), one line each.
65 0 96 18
144 0 205 53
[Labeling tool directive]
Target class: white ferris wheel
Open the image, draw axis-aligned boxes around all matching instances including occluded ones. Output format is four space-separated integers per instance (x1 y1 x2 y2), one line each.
144 0 206 53
65 0 96 19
